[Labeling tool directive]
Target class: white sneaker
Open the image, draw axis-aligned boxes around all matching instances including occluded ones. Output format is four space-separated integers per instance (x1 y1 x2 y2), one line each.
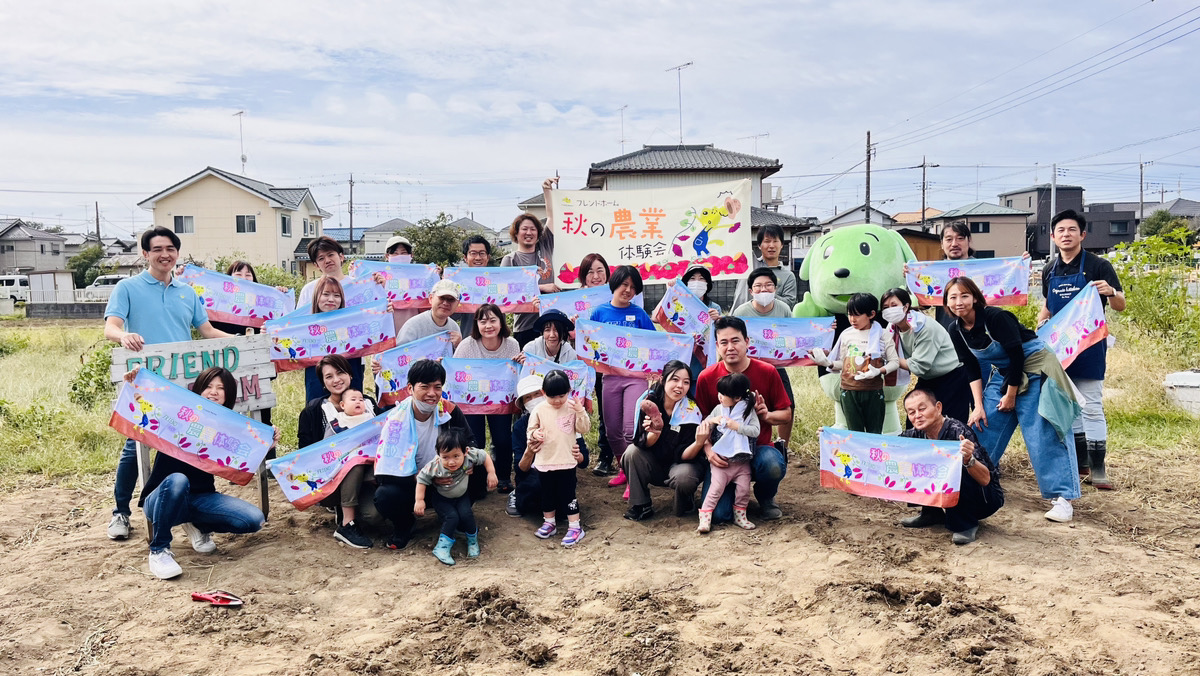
1044 497 1074 523
148 549 183 579
107 514 130 540
181 522 216 554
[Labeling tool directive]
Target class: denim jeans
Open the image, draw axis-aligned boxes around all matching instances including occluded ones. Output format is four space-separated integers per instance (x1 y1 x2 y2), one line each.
143 473 264 552
702 444 787 523
114 438 139 516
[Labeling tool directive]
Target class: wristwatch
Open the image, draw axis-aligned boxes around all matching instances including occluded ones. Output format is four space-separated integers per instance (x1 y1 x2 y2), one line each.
963 455 977 469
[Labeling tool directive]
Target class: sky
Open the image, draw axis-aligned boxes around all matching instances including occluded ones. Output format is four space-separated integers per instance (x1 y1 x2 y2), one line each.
2 0 1199 239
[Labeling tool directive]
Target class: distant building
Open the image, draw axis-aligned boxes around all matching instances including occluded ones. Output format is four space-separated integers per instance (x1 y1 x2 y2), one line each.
363 218 416 255
927 202 1033 258
891 207 943 227
897 228 943 261
0 219 66 273
138 166 331 272
61 232 103 259
997 184 1084 257
1086 197 1200 237
449 217 508 252
819 204 897 231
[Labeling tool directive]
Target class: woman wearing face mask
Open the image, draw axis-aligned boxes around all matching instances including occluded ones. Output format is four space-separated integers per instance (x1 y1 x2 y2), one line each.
881 287 981 427
526 310 578 363
302 276 366 405
682 265 722 393
577 253 617 477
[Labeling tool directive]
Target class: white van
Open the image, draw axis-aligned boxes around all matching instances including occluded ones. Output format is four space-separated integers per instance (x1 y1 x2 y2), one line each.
83 274 128 302
0 275 30 303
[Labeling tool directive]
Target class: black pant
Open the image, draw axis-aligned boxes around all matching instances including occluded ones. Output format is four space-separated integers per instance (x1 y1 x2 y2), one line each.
513 328 539 348
432 493 477 537
466 413 513 483
594 373 613 465
943 475 1004 532
538 468 579 517
913 368 974 430
375 471 488 537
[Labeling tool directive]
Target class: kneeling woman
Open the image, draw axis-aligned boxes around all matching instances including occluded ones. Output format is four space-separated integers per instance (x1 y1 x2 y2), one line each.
621 360 710 521
136 367 270 580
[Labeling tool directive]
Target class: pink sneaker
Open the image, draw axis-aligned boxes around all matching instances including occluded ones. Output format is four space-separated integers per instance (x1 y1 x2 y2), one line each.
608 469 627 487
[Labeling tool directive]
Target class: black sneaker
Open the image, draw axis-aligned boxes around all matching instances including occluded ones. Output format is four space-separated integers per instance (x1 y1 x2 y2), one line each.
497 480 514 494
900 507 944 529
505 492 521 517
592 460 617 477
673 492 695 517
773 439 789 459
623 503 654 521
385 534 410 550
334 521 373 549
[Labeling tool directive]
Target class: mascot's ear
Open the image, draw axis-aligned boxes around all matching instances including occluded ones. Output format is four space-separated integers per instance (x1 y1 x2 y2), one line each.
885 229 917 262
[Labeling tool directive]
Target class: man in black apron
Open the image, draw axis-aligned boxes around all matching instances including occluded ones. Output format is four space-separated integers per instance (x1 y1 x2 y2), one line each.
1036 209 1125 490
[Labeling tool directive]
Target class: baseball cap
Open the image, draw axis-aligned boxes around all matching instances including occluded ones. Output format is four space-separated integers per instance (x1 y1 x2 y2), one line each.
385 235 412 253
430 279 460 300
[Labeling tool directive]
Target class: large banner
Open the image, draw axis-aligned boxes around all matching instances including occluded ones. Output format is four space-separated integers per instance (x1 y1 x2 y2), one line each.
905 256 1031 306
442 357 520 414
519 352 596 402
109 368 274 485
442 266 540 313
652 279 714 365
340 276 385 309
743 317 837 367
176 264 295 327
819 427 962 508
548 179 753 286
373 331 455 407
539 286 613 323
263 301 396 372
266 412 387 510
345 261 441 309
574 319 694 378
1036 283 1109 369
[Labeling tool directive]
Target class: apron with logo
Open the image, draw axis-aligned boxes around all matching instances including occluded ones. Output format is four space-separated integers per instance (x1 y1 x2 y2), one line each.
1045 251 1106 380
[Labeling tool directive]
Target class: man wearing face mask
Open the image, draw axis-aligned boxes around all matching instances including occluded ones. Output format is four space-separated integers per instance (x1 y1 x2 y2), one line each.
733 268 795 456
506 375 587 518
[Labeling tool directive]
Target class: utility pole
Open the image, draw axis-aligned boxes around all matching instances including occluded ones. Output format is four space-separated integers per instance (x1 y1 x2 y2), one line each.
666 62 693 144
919 156 939 231
1049 163 1057 259
1138 156 1144 239
865 131 872 224
618 105 629 154
233 111 246 173
348 174 354 255
95 201 101 240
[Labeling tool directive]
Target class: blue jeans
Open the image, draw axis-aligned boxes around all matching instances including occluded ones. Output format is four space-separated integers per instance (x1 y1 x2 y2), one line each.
702 444 787 523
143 473 265 552
114 438 138 516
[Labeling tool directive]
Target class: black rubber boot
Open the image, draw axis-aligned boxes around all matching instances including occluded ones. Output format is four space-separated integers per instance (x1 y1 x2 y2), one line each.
1088 440 1112 490
901 506 944 528
1074 433 1089 478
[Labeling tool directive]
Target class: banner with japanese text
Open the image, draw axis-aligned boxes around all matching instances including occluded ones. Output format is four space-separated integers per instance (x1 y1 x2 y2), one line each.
373 331 455 407
177 264 295 327
548 179 753 286
652 279 714 364
819 427 962 508
539 287 643 323
442 357 520 414
266 412 386 510
263 300 396 372
519 352 596 402
442 265 539 313
1036 283 1108 369
906 256 1031 306
742 317 837 367
340 276 385 309
574 319 694 378
109 368 274 485
345 261 441 309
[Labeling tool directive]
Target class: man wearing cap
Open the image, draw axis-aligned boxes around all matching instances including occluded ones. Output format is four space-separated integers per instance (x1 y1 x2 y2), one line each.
297 236 347 310
394 279 464 348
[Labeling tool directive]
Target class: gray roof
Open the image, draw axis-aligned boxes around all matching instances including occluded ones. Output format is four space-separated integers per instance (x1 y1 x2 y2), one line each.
750 207 820 231
518 193 545 206
997 183 1084 197
450 217 493 232
587 144 782 187
1085 198 1200 219
139 166 332 218
818 204 896 227
0 220 67 241
365 218 416 232
934 202 1033 219
321 228 365 242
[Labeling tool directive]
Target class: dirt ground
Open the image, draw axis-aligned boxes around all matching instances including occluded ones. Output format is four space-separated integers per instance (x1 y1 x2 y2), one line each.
2 454 1199 676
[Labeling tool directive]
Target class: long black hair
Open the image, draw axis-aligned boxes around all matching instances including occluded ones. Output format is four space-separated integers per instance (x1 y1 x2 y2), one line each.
645 360 693 411
192 367 238 409
716 372 756 421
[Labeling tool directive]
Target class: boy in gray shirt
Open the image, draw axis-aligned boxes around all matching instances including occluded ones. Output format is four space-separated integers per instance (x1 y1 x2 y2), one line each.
413 428 497 565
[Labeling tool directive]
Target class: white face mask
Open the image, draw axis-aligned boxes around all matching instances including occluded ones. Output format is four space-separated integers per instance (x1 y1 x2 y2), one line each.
881 306 907 324
524 396 545 414
687 280 708 297
753 292 775 307
413 399 436 415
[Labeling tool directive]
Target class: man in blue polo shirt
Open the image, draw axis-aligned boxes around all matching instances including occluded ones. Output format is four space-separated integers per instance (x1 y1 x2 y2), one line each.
103 227 231 540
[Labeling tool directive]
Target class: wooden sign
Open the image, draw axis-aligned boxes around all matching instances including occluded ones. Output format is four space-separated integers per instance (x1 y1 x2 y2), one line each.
110 335 277 412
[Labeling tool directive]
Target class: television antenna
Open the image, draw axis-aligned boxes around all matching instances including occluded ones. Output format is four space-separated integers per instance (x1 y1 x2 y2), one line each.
233 111 247 173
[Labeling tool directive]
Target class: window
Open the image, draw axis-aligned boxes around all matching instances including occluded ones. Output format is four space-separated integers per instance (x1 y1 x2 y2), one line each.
1028 197 1033 208
236 215 256 234
290 260 297 274
969 221 990 234
281 214 291 237
52 247 60 255
173 215 194 234
1005 199 1013 207
1110 221 1129 235
975 250 996 258
0 245 12 253
303 218 311 236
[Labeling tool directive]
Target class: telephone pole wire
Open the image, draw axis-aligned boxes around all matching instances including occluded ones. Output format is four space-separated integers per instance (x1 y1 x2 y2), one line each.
865 131 872 224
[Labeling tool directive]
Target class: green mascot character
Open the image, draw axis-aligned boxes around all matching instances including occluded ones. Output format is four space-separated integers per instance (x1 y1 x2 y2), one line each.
792 224 916 434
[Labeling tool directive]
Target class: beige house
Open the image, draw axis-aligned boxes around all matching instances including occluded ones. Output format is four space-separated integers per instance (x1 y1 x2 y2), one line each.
138 167 331 272
927 202 1033 258
0 219 66 273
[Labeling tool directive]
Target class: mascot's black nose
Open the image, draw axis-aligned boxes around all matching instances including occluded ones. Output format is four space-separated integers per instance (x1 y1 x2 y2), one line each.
834 268 850 279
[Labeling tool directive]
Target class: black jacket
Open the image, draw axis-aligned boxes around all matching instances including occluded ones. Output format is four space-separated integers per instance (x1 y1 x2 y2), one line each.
297 394 381 449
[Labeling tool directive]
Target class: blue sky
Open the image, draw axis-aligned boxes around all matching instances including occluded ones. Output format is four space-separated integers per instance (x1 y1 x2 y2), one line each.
2 0 1198 239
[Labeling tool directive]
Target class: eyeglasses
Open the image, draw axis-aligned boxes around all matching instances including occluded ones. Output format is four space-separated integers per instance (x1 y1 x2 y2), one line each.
750 285 776 293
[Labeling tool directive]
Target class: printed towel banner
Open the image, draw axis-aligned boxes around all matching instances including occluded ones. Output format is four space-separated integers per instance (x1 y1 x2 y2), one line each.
375 398 452 477
906 256 1031 307
1036 283 1109 369
263 300 397 372
519 352 596 402
345 261 441 309
177 264 295 327
653 280 713 336
819 427 962 508
574 319 694 378
373 331 455 407
443 266 540 313
266 412 387 510
443 357 520 414
538 287 644 322
742 317 837 367
340 276 385 309
109 368 274 485
549 179 753 285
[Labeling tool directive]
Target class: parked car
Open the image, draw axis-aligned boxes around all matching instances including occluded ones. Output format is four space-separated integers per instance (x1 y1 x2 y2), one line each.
83 274 129 302
0 275 30 303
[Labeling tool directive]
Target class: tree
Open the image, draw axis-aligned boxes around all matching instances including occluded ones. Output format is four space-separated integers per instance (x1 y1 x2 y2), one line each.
67 245 106 287
399 212 467 268
26 221 64 234
211 251 305 292
1139 209 1189 238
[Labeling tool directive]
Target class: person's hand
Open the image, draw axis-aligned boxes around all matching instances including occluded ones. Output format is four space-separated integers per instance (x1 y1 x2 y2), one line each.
753 392 768 418
120 332 145 351
413 499 426 517
968 406 988 430
532 296 541 310
959 434 975 463
695 419 713 441
542 177 560 190
273 428 282 445
371 358 382 376
487 472 498 491
902 263 910 276
808 348 831 367
997 391 1016 413
434 476 454 486
853 365 882 381
642 415 654 432
569 397 585 414
707 308 720 320
372 272 386 286
448 330 462 347
706 447 729 469
570 443 583 464
1090 279 1116 297
514 353 526 365
122 366 140 383
275 286 289 293
530 428 545 443
1021 251 1031 261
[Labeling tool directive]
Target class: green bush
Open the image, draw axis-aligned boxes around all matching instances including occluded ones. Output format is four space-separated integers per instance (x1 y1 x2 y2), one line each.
1111 228 1200 366
208 252 307 293
69 341 115 409
0 332 30 357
